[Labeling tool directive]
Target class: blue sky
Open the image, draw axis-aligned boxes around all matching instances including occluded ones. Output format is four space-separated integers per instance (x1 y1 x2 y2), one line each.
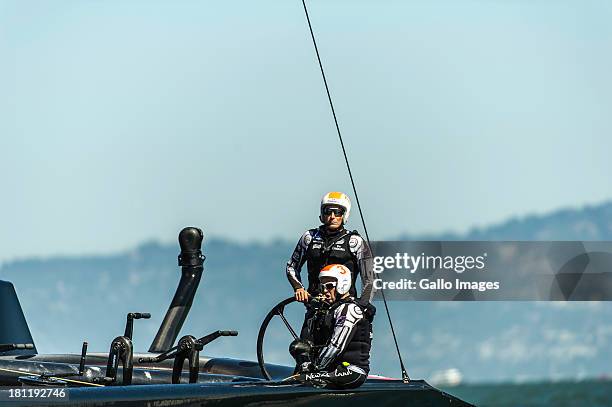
2 0 612 262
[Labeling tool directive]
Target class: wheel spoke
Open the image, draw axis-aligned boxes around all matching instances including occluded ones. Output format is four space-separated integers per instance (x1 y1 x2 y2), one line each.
257 297 298 380
278 311 298 340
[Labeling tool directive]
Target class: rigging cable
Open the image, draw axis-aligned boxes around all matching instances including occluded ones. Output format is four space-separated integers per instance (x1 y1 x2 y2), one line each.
300 0 410 383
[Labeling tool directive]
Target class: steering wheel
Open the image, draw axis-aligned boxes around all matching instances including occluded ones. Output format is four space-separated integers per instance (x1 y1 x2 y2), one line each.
256 297 300 380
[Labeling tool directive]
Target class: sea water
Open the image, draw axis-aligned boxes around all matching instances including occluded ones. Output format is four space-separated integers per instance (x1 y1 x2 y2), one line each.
440 379 612 407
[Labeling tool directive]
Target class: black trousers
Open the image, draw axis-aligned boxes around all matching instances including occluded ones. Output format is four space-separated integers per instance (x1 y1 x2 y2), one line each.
299 307 315 340
299 364 367 390
291 308 316 374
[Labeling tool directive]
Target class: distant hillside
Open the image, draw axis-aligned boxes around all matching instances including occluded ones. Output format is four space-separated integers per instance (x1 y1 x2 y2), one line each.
1 201 612 383
411 201 612 241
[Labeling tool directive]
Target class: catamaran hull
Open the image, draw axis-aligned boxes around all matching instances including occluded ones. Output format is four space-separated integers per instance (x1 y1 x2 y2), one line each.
0 380 473 406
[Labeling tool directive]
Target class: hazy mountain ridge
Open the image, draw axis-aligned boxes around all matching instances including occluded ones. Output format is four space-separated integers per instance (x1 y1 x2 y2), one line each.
2 201 612 383
412 201 612 241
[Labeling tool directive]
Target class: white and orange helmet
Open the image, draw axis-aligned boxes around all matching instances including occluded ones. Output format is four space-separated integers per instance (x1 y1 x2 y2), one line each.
320 191 351 224
319 264 352 295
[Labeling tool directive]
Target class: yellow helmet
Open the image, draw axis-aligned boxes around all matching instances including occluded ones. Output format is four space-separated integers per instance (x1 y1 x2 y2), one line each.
320 191 351 224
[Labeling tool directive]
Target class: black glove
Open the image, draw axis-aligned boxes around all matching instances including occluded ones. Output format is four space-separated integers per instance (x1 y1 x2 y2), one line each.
355 299 376 320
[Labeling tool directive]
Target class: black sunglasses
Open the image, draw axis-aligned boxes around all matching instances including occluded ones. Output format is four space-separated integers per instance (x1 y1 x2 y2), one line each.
320 281 337 291
322 207 345 216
